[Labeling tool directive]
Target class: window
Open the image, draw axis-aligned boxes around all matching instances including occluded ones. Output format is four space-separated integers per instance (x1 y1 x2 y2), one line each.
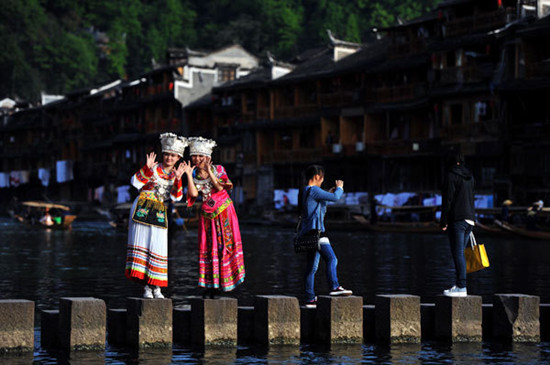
218 68 236 82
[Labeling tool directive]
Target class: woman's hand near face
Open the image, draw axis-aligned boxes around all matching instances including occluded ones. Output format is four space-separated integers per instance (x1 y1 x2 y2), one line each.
174 163 185 180
203 157 213 171
181 160 194 175
146 152 157 169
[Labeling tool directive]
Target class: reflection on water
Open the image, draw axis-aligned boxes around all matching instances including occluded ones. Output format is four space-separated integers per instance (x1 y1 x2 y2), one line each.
1 218 550 363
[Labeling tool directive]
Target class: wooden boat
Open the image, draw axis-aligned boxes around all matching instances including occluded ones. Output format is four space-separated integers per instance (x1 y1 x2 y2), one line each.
355 215 441 233
474 220 506 236
13 201 77 230
494 219 550 240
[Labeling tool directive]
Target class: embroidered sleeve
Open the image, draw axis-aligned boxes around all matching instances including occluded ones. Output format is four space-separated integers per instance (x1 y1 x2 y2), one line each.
216 165 233 190
170 177 183 202
131 164 154 189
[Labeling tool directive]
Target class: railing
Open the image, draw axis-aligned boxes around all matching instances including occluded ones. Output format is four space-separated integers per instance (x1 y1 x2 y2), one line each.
273 105 318 119
388 39 426 58
241 112 255 123
526 60 550 79
440 120 501 139
257 108 270 120
366 84 426 103
437 66 480 84
260 148 322 164
364 140 413 155
509 121 550 138
444 9 512 37
317 91 356 107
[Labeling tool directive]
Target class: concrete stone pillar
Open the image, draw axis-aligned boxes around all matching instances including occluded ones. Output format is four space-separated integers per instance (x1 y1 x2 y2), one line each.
363 305 375 342
0 299 34 353
375 294 421 343
300 306 316 343
482 304 493 339
191 298 238 346
421 303 435 340
316 296 363 344
40 309 59 349
238 306 254 345
107 309 127 346
540 303 550 341
173 305 191 345
435 295 482 342
126 297 172 348
493 294 540 342
59 297 106 350
254 295 300 345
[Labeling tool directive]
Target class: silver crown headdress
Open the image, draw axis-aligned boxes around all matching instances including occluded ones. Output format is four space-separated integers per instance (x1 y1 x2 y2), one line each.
159 133 188 157
188 137 217 157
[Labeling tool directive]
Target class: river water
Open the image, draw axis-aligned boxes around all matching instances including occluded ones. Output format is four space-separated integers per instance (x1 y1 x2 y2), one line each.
1 218 549 364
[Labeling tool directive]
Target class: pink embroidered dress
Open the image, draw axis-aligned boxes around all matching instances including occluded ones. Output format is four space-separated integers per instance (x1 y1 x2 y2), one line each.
188 165 245 291
125 163 183 287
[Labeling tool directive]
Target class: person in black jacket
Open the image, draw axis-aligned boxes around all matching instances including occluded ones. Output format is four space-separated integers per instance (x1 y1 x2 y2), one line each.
440 152 475 297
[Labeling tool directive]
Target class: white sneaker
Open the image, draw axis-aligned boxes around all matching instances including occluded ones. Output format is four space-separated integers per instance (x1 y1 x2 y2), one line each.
329 286 353 296
143 285 153 299
443 285 467 297
153 286 164 299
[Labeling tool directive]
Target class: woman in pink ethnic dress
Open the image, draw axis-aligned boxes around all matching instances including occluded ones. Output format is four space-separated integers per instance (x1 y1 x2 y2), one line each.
182 137 245 299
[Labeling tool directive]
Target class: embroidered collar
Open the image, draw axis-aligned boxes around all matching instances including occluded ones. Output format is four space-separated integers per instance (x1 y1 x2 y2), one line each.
156 163 175 179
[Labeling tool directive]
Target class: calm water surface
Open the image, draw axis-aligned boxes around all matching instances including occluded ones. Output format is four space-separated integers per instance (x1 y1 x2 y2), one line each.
1 218 549 364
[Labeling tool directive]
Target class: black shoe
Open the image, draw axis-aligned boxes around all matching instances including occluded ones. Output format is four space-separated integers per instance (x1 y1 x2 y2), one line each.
202 288 212 299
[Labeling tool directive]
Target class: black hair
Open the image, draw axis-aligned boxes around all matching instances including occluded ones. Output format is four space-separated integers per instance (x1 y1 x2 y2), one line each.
304 165 325 182
297 165 325 215
447 152 464 166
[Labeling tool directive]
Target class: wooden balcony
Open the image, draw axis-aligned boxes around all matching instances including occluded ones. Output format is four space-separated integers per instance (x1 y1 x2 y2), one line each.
437 66 480 85
260 148 322 164
388 39 426 58
241 111 255 123
257 107 270 120
273 105 318 119
444 9 512 37
366 84 426 103
526 59 550 79
441 120 501 139
364 140 413 155
317 91 356 107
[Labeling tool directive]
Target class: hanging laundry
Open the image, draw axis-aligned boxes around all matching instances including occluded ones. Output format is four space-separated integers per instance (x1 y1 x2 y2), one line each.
0 172 9 188
56 160 74 183
38 168 51 187
116 185 131 203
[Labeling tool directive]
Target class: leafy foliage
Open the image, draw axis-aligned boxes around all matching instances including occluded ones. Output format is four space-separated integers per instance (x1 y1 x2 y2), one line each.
0 0 442 101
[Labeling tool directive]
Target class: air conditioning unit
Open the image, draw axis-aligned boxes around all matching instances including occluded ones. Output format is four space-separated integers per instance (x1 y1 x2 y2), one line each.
356 142 365 152
332 143 342 154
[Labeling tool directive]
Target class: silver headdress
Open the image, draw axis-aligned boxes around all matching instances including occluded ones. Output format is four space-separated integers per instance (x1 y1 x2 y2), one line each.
159 133 188 157
188 137 217 157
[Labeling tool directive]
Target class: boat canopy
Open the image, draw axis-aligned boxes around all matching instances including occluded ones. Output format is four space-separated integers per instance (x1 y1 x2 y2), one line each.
21 201 71 211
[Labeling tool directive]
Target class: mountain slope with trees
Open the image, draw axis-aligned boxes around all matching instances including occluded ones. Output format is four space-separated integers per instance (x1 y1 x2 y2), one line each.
0 0 442 101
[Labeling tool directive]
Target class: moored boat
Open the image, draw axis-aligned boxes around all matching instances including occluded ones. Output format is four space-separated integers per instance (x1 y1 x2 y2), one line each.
494 219 550 240
12 201 77 230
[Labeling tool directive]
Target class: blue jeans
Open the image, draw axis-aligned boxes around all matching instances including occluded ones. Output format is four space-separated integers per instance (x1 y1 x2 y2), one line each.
305 240 340 301
447 221 473 288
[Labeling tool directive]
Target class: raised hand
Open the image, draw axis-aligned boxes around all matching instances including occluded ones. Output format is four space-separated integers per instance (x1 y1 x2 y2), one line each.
174 163 185 179
146 152 157 169
335 180 344 188
181 160 195 175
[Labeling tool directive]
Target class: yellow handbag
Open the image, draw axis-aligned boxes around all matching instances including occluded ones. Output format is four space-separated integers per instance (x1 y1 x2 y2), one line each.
465 232 490 273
